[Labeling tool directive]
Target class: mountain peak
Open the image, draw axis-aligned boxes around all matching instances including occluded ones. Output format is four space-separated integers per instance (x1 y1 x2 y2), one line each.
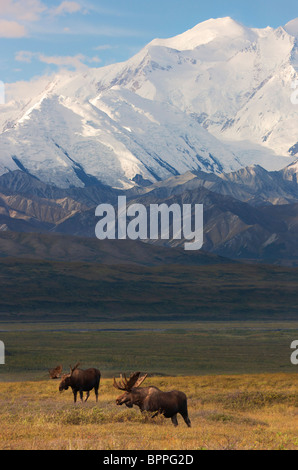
150 17 256 51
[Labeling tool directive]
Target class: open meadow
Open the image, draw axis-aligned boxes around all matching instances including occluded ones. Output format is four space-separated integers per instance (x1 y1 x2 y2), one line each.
0 374 297 450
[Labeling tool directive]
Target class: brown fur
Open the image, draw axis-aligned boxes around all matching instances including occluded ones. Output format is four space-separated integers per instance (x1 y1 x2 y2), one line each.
59 364 101 403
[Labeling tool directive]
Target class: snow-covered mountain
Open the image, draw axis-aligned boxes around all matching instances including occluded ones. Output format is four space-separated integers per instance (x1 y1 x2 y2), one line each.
0 17 297 189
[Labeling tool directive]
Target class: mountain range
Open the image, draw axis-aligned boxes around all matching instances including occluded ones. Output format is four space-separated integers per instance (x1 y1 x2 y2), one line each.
1 17 298 267
1 162 298 265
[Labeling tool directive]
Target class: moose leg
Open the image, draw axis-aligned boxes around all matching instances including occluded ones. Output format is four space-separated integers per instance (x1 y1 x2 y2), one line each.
181 413 191 428
151 411 159 419
95 387 99 403
85 391 90 403
171 414 179 427
79 391 84 402
73 390 78 403
180 401 191 427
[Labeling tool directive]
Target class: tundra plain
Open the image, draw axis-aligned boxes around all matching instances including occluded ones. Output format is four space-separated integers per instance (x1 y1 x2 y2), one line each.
0 374 297 450
0 322 297 450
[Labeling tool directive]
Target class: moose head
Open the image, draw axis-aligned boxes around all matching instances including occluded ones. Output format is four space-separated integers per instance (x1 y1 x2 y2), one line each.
59 363 80 392
113 372 148 408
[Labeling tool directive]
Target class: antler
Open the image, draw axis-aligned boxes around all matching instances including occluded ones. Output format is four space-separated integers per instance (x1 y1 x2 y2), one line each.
113 372 148 391
134 373 148 388
70 362 80 374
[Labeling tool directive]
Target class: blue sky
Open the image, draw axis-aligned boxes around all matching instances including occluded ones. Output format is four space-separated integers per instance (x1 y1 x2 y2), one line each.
1 0 297 83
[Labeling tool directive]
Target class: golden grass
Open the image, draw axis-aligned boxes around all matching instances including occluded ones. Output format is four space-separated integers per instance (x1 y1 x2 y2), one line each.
0 374 297 450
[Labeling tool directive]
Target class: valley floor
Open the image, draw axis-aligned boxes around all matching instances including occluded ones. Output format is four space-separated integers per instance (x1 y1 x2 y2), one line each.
0 374 297 450
0 321 298 380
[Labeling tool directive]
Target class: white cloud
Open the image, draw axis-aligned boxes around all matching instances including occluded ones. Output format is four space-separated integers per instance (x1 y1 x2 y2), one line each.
94 44 115 51
284 18 298 37
89 56 101 64
0 0 46 22
0 19 27 38
15 51 35 62
0 0 85 38
39 53 88 70
1 0 143 40
50 1 83 17
15 50 101 70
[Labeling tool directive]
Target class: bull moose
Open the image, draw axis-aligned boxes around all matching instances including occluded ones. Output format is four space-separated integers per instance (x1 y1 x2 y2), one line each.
113 372 191 427
59 363 101 403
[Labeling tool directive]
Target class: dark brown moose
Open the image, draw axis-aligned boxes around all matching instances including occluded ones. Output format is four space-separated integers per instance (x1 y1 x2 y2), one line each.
59 363 101 403
113 372 191 427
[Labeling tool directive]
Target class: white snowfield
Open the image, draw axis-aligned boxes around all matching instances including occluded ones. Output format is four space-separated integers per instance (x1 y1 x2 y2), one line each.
0 17 297 189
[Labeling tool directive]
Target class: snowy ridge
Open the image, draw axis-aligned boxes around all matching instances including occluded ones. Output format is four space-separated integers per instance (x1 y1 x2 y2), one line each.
150 17 258 50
